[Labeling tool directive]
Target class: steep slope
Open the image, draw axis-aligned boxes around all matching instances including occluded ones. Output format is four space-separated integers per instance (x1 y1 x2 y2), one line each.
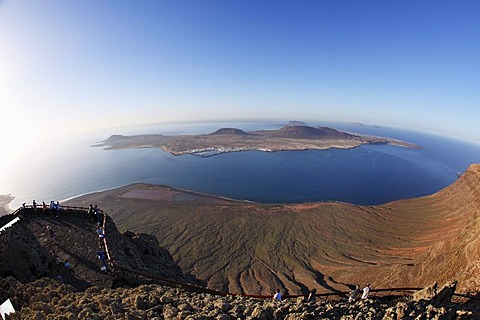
0 208 198 291
357 164 480 290
65 165 480 295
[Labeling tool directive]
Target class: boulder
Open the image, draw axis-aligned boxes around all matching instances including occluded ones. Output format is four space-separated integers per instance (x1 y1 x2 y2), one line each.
412 281 457 303
436 281 457 304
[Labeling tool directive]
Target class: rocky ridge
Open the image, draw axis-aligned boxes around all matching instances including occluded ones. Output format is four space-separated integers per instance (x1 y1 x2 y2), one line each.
1 277 478 319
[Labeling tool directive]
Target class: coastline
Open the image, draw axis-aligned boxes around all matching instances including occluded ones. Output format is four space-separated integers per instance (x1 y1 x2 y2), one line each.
100 139 419 157
61 165 480 295
95 125 420 156
63 183 256 206
62 181 404 208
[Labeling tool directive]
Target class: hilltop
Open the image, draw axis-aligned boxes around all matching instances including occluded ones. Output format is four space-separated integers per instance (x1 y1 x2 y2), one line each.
66 164 480 297
96 125 417 156
210 128 249 135
263 126 356 139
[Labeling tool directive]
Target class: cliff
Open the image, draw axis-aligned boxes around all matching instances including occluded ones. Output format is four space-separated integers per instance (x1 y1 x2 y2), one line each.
0 208 198 291
66 165 480 296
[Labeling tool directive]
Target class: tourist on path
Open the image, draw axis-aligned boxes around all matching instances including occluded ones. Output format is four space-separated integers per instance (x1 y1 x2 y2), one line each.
96 225 105 239
273 289 282 302
88 204 95 221
32 200 37 213
361 283 371 299
64 260 75 275
349 285 361 302
96 250 108 271
94 205 101 224
46 226 57 243
55 201 60 218
42 201 48 214
307 289 316 302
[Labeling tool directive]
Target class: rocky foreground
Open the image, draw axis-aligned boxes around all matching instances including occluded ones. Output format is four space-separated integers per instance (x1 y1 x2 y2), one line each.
1 277 479 319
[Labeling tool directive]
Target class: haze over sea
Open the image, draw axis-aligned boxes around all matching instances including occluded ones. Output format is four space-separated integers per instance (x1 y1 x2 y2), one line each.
3 121 480 210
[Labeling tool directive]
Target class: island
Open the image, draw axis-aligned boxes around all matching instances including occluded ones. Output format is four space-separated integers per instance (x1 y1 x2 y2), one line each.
95 124 419 156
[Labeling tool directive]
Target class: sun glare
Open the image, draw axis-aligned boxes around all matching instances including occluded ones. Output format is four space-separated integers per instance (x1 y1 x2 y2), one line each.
0 107 39 173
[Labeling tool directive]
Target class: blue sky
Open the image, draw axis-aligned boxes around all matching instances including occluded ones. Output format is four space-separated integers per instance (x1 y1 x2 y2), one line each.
1 0 480 146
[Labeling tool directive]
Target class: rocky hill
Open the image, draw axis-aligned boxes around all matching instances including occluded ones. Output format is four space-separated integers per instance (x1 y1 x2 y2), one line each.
66 164 480 297
267 125 358 140
210 128 249 135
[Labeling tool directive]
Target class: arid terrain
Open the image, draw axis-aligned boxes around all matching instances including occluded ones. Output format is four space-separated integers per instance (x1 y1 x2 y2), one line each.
2 167 480 319
95 125 417 156
0 208 476 318
66 164 480 297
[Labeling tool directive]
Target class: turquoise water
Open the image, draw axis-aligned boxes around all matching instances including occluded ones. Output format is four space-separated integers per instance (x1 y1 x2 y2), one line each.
2 122 480 209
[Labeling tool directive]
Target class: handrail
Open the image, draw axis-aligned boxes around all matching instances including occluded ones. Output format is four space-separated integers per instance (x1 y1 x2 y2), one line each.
0 217 21 234
101 212 113 263
453 293 480 301
9 205 480 302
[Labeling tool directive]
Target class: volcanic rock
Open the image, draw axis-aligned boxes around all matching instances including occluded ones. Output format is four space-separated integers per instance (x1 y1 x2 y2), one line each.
412 281 457 303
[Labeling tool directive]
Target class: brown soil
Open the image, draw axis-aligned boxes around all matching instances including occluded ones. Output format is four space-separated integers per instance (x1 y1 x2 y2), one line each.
65 164 480 296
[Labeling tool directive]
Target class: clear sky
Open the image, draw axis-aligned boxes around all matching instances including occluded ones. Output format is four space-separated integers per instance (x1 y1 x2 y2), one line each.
1 0 480 150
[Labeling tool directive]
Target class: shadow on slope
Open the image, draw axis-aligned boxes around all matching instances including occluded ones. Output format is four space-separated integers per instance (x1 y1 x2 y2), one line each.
65 164 480 296
0 208 199 291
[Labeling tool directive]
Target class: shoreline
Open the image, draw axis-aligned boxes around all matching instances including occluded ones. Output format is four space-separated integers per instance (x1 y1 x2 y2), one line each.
62 182 401 208
100 138 419 157
62 183 256 206
96 125 420 156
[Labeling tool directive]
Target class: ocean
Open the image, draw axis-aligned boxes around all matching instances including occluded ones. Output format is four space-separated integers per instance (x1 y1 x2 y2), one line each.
2 121 480 209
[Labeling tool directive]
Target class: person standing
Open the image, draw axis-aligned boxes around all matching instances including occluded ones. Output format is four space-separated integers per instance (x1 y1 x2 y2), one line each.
349 285 360 302
273 289 282 302
96 225 105 240
64 260 75 275
88 204 95 221
46 226 57 243
361 283 371 299
94 205 101 224
33 200 37 213
96 250 108 271
55 201 60 218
